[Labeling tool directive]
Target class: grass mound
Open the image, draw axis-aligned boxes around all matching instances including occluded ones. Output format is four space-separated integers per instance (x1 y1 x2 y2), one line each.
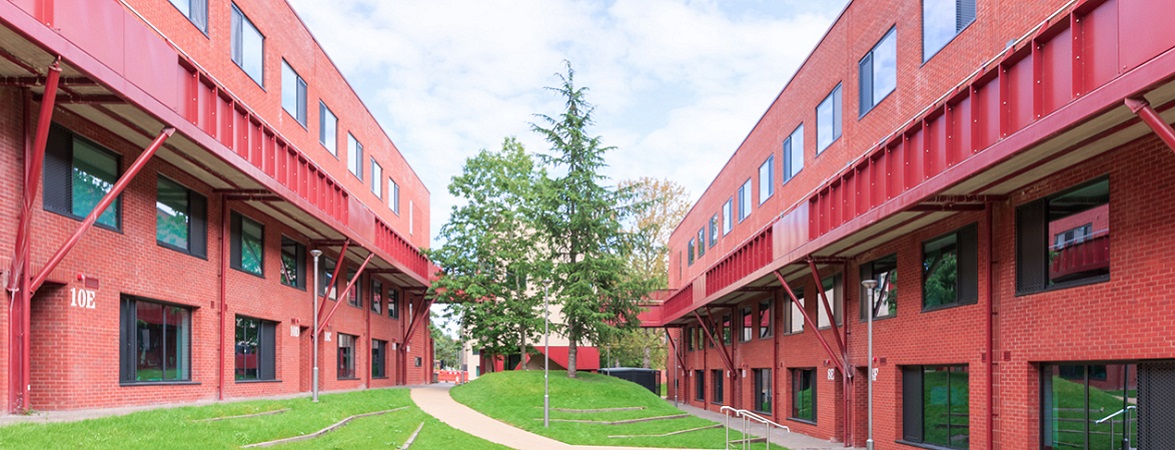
0 388 505 449
451 370 782 449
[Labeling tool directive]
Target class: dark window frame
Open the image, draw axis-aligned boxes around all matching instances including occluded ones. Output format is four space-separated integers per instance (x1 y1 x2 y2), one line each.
281 59 307 127
753 368 772 414
234 315 277 382
902 365 970 449
43 124 123 232
346 268 362 308
860 254 899 321
167 0 208 33
1015 176 1111 295
759 154 775 204
347 133 364 181
687 239 696 266
723 198 733 235
319 101 337 157
738 179 752 222
696 228 706 259
156 175 207 259
708 214 718 248
922 223 979 311
758 299 773 339
372 339 388 379
229 3 264 87
859 26 898 117
711 369 725 404
785 289 804 335
783 123 804 183
923 0 977 63
371 279 383 314
280 236 306 290
739 306 753 342
119 295 193 384
229 211 264 277
816 84 843 154
790 368 817 423
388 288 400 318
337 333 357 380
695 370 705 401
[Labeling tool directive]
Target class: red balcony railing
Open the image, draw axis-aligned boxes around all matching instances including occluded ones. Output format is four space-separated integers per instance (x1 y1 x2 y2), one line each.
375 220 430 280
705 227 773 296
1049 231 1110 281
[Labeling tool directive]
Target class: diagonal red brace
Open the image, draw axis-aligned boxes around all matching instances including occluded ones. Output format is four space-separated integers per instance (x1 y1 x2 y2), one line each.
1125 97 1175 154
664 327 687 371
403 295 434 347
317 252 373 335
692 310 736 374
31 127 174 293
8 60 60 293
774 270 846 376
316 240 349 319
807 259 848 363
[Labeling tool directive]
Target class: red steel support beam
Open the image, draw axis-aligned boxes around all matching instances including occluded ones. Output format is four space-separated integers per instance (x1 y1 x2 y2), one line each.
317 252 374 335
773 270 846 376
692 310 735 374
807 259 848 366
403 295 435 348
315 240 350 319
664 327 687 374
8 61 59 294
1125 97 1175 154
32 127 174 292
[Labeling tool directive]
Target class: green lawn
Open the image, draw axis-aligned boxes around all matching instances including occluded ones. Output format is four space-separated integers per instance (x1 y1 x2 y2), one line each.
451 370 785 449
0 389 505 450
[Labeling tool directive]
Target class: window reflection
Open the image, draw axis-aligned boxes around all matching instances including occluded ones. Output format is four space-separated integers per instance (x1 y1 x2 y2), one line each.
1042 364 1137 450
1047 179 1110 286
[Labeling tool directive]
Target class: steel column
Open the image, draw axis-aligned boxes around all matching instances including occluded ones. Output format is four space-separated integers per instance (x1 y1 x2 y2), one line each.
315 240 349 319
30 127 175 292
985 202 996 448
807 259 847 362
402 295 435 348
317 252 374 334
772 270 846 376
692 310 735 374
1125 97 1175 154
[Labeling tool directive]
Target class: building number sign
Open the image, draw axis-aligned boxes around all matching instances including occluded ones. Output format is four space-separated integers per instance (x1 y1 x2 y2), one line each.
70 287 96 309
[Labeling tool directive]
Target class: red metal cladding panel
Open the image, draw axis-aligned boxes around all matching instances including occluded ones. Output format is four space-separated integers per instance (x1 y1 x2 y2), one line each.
854 164 867 217
218 94 233 148
11 0 35 16
1006 53 1036 133
887 144 902 201
925 114 947 179
869 153 883 209
1041 27 1075 116
972 78 1000 152
950 97 971 166
122 14 179 111
56 0 124 75
1118 0 1175 71
906 129 923 189
1079 2 1120 91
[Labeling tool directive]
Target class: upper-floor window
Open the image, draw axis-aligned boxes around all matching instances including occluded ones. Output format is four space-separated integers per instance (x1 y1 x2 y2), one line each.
1015 177 1110 294
319 102 337 156
230 4 264 86
783 124 803 183
816 275 842 328
44 124 122 230
156 176 207 258
281 237 306 289
230 212 264 276
722 198 733 235
923 223 979 310
923 0 976 61
389 178 400 215
696 228 706 259
861 254 898 319
786 289 804 334
817 84 842 153
708 214 718 248
168 0 207 32
371 159 383 199
758 300 772 339
860 27 897 116
738 179 752 222
759 154 774 204
371 280 383 315
409 200 415 235
347 133 363 180
282 60 307 127
687 239 696 266
347 268 361 307
739 306 753 342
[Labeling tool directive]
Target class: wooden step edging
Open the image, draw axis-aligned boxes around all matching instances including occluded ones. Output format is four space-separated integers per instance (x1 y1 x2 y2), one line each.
544 406 646 413
607 423 722 438
400 421 425 450
538 413 689 425
241 406 409 448
193 409 290 422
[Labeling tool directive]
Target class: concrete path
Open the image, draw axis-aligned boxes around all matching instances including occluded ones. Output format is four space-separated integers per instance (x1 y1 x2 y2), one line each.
411 383 705 450
671 401 864 450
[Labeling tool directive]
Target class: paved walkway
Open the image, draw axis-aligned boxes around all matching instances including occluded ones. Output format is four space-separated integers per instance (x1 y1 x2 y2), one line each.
670 401 863 450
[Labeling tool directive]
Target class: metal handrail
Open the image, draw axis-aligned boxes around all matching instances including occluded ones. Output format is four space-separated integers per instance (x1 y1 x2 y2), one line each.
720 405 790 449
1095 405 1136 425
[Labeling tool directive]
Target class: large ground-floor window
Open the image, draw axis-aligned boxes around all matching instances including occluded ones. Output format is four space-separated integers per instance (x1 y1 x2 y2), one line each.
1042 363 1138 450
695 370 705 401
902 365 969 449
712 369 724 404
338 333 357 379
372 339 387 379
119 296 191 383
791 368 815 422
754 368 772 413
234 316 276 381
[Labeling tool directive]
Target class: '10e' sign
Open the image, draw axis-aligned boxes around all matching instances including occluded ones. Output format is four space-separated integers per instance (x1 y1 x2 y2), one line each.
70 287 96 309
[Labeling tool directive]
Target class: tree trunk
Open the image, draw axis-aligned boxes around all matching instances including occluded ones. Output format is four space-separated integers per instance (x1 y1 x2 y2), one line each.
567 339 577 378
519 332 528 371
642 346 650 369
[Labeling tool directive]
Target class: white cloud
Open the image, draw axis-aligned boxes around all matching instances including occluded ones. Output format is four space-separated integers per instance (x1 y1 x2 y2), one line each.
287 0 845 245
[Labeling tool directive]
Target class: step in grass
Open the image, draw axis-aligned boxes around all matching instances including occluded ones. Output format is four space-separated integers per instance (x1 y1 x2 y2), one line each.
541 413 688 425
242 406 407 447
607 423 723 438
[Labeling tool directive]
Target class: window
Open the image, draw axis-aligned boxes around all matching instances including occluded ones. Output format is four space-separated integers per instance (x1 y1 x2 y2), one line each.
739 306 753 342
816 84 842 153
754 369 772 413
711 369 724 404
234 316 276 381
337 334 357 379
281 60 307 126
1041 363 1139 450
738 179 752 222
859 27 897 116
923 223 979 309
786 290 804 334
346 268 361 307
371 280 383 314
759 154 774 203
696 228 706 259
230 4 263 86
347 133 363 180
156 176 207 257
280 237 306 289
119 296 191 383
902 365 970 448
230 212 264 276
319 257 337 300
791 368 816 422
1016 177 1110 294
758 300 772 339
722 198 733 235
414 356 422 367
389 178 400 214
372 340 388 378
371 159 383 198
388 288 399 318
686 327 694 351
817 275 842 328
687 239 696 266
44 124 121 229
860 254 898 320
168 0 207 32
708 214 718 248
924 0 976 61
695 370 705 401
783 124 804 183
721 314 731 345
319 102 337 156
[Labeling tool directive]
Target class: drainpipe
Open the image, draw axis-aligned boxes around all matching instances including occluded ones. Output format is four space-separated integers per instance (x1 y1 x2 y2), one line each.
985 202 995 448
218 195 228 400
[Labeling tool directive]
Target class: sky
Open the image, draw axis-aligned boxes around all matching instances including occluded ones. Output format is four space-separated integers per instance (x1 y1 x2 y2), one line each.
284 0 848 337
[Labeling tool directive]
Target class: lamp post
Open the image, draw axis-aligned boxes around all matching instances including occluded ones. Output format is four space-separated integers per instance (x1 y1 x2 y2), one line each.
543 279 553 428
310 249 323 403
861 279 878 450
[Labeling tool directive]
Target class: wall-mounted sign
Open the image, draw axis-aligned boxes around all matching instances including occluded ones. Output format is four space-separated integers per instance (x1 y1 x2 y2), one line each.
70 287 96 309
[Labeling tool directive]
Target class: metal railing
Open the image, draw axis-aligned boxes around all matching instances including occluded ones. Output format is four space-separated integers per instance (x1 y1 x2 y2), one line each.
1094 405 1137 450
720 406 789 449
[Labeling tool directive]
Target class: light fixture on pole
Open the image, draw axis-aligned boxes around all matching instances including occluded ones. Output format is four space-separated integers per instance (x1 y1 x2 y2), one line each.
861 278 878 450
543 278 553 428
310 249 323 403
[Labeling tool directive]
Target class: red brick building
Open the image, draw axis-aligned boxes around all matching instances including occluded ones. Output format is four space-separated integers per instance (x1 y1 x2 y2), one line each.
642 0 1175 448
0 0 435 413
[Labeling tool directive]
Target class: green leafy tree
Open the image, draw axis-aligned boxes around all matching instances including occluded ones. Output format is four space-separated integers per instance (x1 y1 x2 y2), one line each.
533 62 656 378
430 312 464 370
426 138 546 370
